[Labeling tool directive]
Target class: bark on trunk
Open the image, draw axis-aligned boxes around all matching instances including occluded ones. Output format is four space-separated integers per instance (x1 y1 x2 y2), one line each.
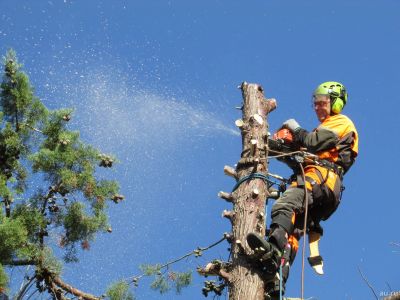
228 82 276 300
384 295 400 300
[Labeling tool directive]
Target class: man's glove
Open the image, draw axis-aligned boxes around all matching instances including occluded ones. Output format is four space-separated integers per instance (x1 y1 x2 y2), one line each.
282 119 301 132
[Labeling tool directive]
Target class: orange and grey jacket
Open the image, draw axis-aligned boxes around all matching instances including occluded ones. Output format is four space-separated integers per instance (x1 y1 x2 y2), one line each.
293 114 359 192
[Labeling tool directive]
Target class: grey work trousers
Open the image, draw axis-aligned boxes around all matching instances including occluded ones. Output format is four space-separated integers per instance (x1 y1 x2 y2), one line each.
270 187 306 235
271 182 337 239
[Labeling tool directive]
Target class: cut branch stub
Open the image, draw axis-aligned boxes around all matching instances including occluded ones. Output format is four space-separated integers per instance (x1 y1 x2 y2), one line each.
259 98 277 116
250 139 258 155
218 191 234 203
222 210 235 223
235 119 244 128
62 114 71 121
111 194 124 203
252 188 260 198
224 165 238 180
251 114 263 126
267 187 280 199
224 232 234 243
197 260 231 282
235 239 246 254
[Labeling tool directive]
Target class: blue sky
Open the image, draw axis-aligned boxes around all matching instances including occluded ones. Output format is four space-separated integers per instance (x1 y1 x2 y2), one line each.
1 1 399 299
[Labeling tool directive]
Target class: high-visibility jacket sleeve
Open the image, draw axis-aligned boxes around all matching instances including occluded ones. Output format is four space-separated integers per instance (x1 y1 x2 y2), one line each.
295 114 358 173
295 127 339 154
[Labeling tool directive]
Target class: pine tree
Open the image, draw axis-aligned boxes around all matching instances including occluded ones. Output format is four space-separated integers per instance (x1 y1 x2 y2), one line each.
0 49 128 299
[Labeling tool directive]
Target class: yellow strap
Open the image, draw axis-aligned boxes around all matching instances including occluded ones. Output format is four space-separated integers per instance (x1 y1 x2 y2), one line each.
308 231 324 275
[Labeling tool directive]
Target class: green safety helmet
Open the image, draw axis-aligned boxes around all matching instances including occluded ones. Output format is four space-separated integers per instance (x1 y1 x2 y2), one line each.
313 81 348 114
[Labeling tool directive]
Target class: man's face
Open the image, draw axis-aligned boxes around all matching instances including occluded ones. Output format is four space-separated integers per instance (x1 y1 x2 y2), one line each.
313 95 331 122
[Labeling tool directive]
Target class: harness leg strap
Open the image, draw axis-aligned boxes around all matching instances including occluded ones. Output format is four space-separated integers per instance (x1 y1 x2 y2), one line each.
308 230 324 275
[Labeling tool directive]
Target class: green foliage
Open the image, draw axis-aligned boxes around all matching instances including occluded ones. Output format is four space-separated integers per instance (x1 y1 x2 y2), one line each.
1 50 47 141
139 264 192 295
0 122 25 197
139 264 162 276
91 180 119 208
0 264 8 290
150 275 170 294
63 244 79 263
106 281 135 300
12 204 46 242
40 247 62 276
0 215 28 262
1 49 32 122
0 49 123 297
174 271 192 294
63 202 108 244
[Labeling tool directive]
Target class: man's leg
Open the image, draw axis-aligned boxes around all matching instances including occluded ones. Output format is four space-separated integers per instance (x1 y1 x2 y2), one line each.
265 233 299 299
269 187 305 250
247 187 305 279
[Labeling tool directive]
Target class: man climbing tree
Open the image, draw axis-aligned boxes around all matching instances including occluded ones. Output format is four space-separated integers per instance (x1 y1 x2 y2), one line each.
247 81 359 299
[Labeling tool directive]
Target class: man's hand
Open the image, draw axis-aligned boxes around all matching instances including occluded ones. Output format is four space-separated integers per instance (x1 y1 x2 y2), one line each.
283 119 301 132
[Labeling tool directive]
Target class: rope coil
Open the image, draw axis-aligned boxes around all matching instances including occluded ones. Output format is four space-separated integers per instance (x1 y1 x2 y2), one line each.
231 172 275 192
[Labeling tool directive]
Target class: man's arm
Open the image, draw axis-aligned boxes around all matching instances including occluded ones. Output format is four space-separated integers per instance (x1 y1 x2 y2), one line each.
295 127 339 153
282 119 338 153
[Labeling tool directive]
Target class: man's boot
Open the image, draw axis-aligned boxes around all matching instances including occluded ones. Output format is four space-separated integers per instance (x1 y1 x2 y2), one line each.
246 232 282 281
264 279 281 300
265 233 298 300
264 242 293 299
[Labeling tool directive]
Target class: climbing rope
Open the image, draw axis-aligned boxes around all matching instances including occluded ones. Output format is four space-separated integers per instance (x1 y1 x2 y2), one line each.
299 163 309 300
268 149 304 159
231 172 274 192
279 261 283 300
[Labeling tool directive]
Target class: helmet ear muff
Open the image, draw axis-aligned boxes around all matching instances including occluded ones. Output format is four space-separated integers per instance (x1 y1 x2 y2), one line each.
331 98 344 114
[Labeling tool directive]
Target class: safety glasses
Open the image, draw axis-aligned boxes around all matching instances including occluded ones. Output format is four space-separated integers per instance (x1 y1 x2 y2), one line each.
312 95 330 108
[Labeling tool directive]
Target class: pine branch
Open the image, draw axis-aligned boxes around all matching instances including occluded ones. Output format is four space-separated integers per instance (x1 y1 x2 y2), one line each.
42 269 99 300
6 260 89 299
357 266 378 300
47 278 67 300
38 188 56 247
129 234 228 285
52 276 98 300
3 259 36 266
15 106 19 132
16 275 36 300
3 197 11 218
20 123 44 134
40 187 56 215
25 289 39 300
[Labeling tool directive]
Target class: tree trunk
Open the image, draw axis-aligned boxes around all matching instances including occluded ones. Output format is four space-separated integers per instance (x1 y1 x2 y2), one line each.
228 82 276 300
